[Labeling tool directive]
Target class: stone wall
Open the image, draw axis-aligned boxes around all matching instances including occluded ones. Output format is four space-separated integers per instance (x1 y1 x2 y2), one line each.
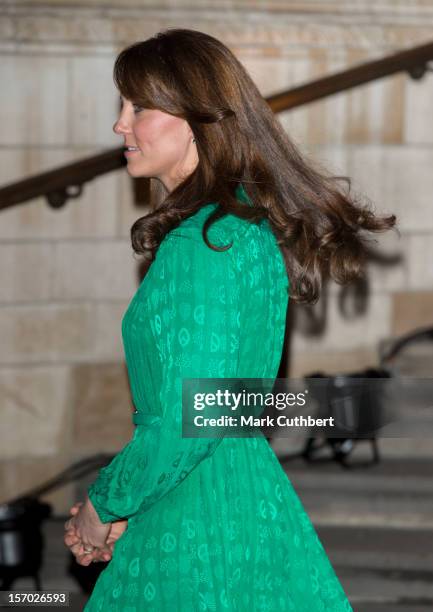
1 0 432 513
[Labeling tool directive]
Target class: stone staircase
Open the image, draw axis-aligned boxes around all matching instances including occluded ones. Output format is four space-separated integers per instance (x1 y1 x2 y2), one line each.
7 445 433 612
275 448 433 612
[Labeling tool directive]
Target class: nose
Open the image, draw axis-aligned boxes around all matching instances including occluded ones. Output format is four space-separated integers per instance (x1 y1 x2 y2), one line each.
113 106 132 136
113 117 130 136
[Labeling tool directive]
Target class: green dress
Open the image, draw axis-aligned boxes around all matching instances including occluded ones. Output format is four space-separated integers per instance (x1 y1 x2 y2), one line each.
84 184 353 611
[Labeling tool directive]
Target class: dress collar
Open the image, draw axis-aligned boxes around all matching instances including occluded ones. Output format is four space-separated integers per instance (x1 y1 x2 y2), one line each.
235 182 253 206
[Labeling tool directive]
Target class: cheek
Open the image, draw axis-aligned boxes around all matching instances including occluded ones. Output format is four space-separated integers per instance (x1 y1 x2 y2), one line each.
138 116 188 157
133 118 158 147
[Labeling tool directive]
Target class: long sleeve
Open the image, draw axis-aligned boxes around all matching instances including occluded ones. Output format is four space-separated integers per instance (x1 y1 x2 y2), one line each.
87 226 243 523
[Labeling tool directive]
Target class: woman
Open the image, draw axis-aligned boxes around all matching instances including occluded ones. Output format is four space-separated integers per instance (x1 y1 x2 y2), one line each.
64 28 396 610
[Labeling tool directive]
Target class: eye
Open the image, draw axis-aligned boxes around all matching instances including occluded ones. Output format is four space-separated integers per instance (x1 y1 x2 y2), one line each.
132 104 144 114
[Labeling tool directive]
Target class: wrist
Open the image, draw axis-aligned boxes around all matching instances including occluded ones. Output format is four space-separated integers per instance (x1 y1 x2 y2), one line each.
84 495 101 523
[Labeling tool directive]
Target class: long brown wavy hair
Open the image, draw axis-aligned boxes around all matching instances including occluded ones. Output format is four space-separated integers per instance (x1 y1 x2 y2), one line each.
114 28 397 304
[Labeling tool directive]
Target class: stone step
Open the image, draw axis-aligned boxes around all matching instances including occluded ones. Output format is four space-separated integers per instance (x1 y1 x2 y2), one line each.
318 525 433 571
340 567 433 611
319 525 433 610
274 455 433 528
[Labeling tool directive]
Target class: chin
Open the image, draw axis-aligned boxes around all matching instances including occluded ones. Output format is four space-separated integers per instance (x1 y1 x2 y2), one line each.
126 166 147 178
127 160 156 178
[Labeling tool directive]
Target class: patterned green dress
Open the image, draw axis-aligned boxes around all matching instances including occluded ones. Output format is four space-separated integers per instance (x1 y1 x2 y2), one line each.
84 184 353 611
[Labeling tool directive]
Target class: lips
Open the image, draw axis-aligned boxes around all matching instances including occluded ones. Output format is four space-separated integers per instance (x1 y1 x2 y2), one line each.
124 149 139 157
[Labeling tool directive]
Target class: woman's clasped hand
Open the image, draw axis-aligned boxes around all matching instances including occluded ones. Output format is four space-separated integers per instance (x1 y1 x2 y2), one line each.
63 498 128 566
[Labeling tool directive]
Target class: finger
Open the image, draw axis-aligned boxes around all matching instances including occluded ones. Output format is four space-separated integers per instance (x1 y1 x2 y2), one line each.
64 531 79 546
100 545 112 558
75 553 94 567
76 548 103 566
82 544 110 557
91 550 112 563
64 533 80 546
70 502 83 515
70 542 84 556
94 546 112 561
96 541 112 557
64 518 76 530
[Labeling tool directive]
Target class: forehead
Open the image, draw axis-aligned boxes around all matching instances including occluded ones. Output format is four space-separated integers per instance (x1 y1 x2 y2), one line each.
119 94 136 102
